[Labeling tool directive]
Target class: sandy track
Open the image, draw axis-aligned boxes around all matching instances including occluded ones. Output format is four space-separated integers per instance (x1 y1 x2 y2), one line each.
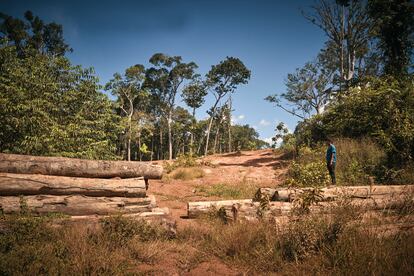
148 149 289 224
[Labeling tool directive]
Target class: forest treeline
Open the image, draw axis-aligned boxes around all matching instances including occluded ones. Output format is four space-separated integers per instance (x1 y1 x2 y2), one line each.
267 0 414 184
0 11 266 161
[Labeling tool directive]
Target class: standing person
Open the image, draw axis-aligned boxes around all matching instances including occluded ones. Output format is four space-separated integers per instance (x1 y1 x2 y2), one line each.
326 138 337 185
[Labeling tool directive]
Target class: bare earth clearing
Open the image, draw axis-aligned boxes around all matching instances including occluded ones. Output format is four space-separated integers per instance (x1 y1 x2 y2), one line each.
150 149 288 224
143 149 289 275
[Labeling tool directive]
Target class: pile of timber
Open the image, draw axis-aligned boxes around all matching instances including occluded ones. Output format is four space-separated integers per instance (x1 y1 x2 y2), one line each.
0 153 167 219
187 185 414 220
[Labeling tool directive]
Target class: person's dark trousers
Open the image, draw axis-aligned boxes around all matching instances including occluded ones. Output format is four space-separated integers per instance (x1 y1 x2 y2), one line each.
327 163 336 185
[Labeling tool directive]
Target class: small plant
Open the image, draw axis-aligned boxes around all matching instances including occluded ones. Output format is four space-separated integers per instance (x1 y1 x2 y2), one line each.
292 188 324 214
285 161 330 187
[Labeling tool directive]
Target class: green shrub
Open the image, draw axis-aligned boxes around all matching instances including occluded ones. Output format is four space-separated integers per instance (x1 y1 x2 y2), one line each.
285 161 330 187
285 138 386 186
335 138 385 185
164 153 198 174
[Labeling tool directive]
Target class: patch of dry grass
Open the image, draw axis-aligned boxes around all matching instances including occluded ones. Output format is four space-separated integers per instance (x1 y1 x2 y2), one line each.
1 203 413 275
196 182 258 199
163 167 205 181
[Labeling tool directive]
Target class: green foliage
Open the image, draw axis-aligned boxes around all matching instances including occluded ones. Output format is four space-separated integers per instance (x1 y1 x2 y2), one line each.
285 139 386 186
164 153 198 174
292 188 324 214
285 160 330 187
368 0 414 76
231 124 266 151
0 11 72 56
288 76 413 184
266 59 334 119
322 77 414 168
0 42 121 159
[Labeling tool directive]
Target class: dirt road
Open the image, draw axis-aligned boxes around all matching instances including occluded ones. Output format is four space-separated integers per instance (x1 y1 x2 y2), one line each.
149 149 289 224
141 149 289 275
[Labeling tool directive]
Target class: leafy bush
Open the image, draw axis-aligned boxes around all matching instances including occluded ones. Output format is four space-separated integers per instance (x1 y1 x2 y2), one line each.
285 161 330 187
163 153 198 174
284 138 386 186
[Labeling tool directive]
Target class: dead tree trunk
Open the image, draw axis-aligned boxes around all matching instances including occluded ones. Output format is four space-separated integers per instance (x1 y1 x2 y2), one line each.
0 153 163 179
0 173 146 197
0 195 156 216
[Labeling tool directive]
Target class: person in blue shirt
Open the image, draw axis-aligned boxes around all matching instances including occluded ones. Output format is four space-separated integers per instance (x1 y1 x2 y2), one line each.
326 138 337 185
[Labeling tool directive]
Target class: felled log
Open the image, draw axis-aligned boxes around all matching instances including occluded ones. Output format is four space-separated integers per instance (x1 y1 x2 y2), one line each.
0 173 146 197
68 207 171 221
0 195 156 216
254 185 414 202
187 199 252 219
0 153 163 179
188 195 413 220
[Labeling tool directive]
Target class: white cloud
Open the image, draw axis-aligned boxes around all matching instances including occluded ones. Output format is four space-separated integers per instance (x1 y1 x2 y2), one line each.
263 137 273 144
259 119 270 126
231 114 245 125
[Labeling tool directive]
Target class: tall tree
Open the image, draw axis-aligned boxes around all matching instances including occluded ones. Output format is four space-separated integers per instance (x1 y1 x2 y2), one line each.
0 11 71 56
0 41 120 159
266 59 334 119
303 0 371 88
105 64 148 161
368 0 414 76
204 57 250 156
145 53 197 160
182 78 207 154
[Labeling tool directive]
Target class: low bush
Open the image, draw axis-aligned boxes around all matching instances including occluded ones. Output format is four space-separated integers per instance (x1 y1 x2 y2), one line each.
284 138 387 186
164 153 198 174
285 161 330 187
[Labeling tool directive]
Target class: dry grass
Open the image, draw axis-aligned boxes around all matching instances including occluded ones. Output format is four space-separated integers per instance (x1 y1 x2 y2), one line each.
196 181 258 199
1 202 413 275
163 167 205 181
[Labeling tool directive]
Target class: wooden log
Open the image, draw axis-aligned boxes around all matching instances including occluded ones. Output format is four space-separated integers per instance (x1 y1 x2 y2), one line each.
0 173 147 197
68 207 171 221
187 199 252 219
188 195 413 220
0 195 157 216
254 185 414 202
0 153 163 179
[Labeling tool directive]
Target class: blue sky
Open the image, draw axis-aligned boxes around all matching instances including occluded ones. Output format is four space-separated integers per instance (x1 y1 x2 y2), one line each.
1 0 327 144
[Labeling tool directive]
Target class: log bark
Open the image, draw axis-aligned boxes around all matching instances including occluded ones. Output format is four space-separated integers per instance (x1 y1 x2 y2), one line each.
0 173 146 197
68 207 171 221
0 195 156 216
0 153 163 179
188 194 413 220
187 199 252 219
254 185 414 202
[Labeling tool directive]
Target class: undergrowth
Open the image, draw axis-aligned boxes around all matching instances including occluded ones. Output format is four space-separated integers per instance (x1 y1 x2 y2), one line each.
1 201 413 275
285 138 387 187
196 182 258 199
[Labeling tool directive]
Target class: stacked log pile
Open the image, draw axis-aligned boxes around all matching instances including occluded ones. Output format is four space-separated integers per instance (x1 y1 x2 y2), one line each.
187 185 414 221
0 153 167 219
